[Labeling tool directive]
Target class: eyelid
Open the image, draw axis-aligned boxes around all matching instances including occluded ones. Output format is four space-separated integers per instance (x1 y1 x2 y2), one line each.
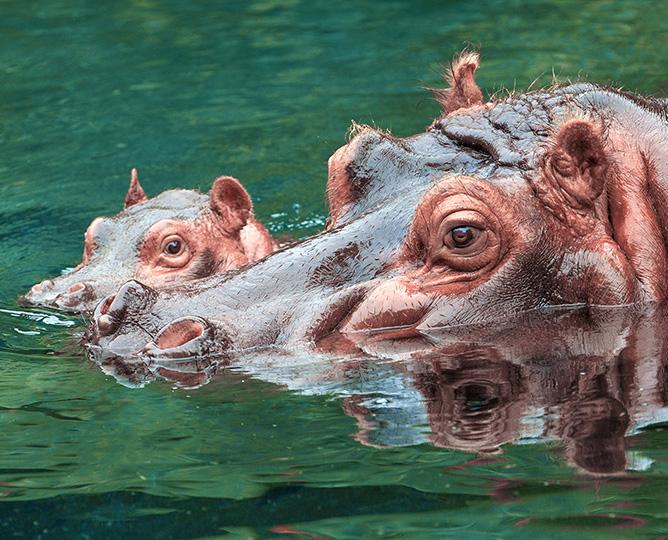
438 212 487 232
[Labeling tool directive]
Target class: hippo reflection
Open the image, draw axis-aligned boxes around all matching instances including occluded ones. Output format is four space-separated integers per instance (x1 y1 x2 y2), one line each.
86 53 668 360
21 170 274 313
94 305 668 475
349 306 647 475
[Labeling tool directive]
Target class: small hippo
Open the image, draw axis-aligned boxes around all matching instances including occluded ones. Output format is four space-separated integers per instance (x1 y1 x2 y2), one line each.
22 170 275 313
87 51 668 361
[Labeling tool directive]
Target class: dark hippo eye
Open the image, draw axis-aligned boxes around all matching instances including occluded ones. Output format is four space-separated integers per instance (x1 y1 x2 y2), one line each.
162 237 184 256
165 240 182 255
154 232 192 268
448 226 478 248
427 205 500 273
444 225 484 251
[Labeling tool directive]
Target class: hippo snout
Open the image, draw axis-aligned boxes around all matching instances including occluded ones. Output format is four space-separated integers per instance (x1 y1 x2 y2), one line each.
91 280 157 339
87 281 229 364
19 278 96 311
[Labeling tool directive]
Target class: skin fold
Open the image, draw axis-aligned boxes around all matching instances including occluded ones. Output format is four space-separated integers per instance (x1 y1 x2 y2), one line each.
21 170 275 313
85 52 668 364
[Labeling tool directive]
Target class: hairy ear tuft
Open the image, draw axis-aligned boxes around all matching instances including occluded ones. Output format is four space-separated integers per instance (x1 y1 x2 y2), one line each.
209 176 253 234
430 50 483 115
124 168 149 208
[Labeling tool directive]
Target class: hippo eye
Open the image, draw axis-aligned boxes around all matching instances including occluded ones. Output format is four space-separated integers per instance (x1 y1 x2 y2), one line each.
165 240 182 255
166 240 182 254
150 227 193 269
162 236 185 256
428 207 501 273
443 225 486 253
447 226 480 249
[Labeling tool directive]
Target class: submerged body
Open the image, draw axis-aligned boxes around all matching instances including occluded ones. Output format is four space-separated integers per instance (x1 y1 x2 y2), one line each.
86 54 668 361
22 171 275 313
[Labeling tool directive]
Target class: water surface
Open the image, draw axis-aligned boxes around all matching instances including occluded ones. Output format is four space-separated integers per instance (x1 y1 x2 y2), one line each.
3 0 668 537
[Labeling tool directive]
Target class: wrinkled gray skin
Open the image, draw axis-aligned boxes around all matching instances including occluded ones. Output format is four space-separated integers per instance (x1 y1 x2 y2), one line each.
21 190 207 313
86 83 668 362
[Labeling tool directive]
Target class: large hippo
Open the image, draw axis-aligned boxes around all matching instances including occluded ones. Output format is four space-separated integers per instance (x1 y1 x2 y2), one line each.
22 170 275 313
86 52 668 361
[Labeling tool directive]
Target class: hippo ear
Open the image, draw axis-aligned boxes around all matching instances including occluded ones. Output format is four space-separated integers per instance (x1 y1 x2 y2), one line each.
431 51 483 115
124 168 149 208
209 176 253 235
544 120 608 208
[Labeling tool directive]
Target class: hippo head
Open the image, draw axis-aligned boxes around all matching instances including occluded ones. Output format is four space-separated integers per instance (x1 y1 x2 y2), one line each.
86 53 668 361
22 170 274 313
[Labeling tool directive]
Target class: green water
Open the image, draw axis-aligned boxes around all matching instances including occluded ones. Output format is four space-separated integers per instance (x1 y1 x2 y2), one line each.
3 0 668 538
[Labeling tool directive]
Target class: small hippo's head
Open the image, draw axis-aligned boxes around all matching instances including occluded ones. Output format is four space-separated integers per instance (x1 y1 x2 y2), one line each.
87 53 668 361
22 170 274 313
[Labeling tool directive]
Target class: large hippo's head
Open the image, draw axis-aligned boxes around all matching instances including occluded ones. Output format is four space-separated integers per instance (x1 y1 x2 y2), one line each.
86 53 668 361
22 171 274 313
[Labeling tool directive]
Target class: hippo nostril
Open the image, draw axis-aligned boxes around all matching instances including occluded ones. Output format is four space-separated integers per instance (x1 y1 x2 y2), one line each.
142 317 217 360
156 319 205 349
94 294 120 337
99 294 115 315
114 280 156 312
92 282 156 341
68 282 85 294
31 279 55 294
97 314 117 336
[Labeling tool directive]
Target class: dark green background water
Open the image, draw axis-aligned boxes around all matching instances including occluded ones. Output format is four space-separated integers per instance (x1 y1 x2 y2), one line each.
3 0 668 538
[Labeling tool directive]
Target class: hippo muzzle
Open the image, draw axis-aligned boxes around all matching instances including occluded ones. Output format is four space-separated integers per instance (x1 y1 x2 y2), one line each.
86 280 230 364
20 274 108 313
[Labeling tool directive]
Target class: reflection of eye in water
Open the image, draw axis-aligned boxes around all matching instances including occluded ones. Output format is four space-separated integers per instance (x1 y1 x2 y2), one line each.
458 383 499 412
453 384 501 441
410 356 525 453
